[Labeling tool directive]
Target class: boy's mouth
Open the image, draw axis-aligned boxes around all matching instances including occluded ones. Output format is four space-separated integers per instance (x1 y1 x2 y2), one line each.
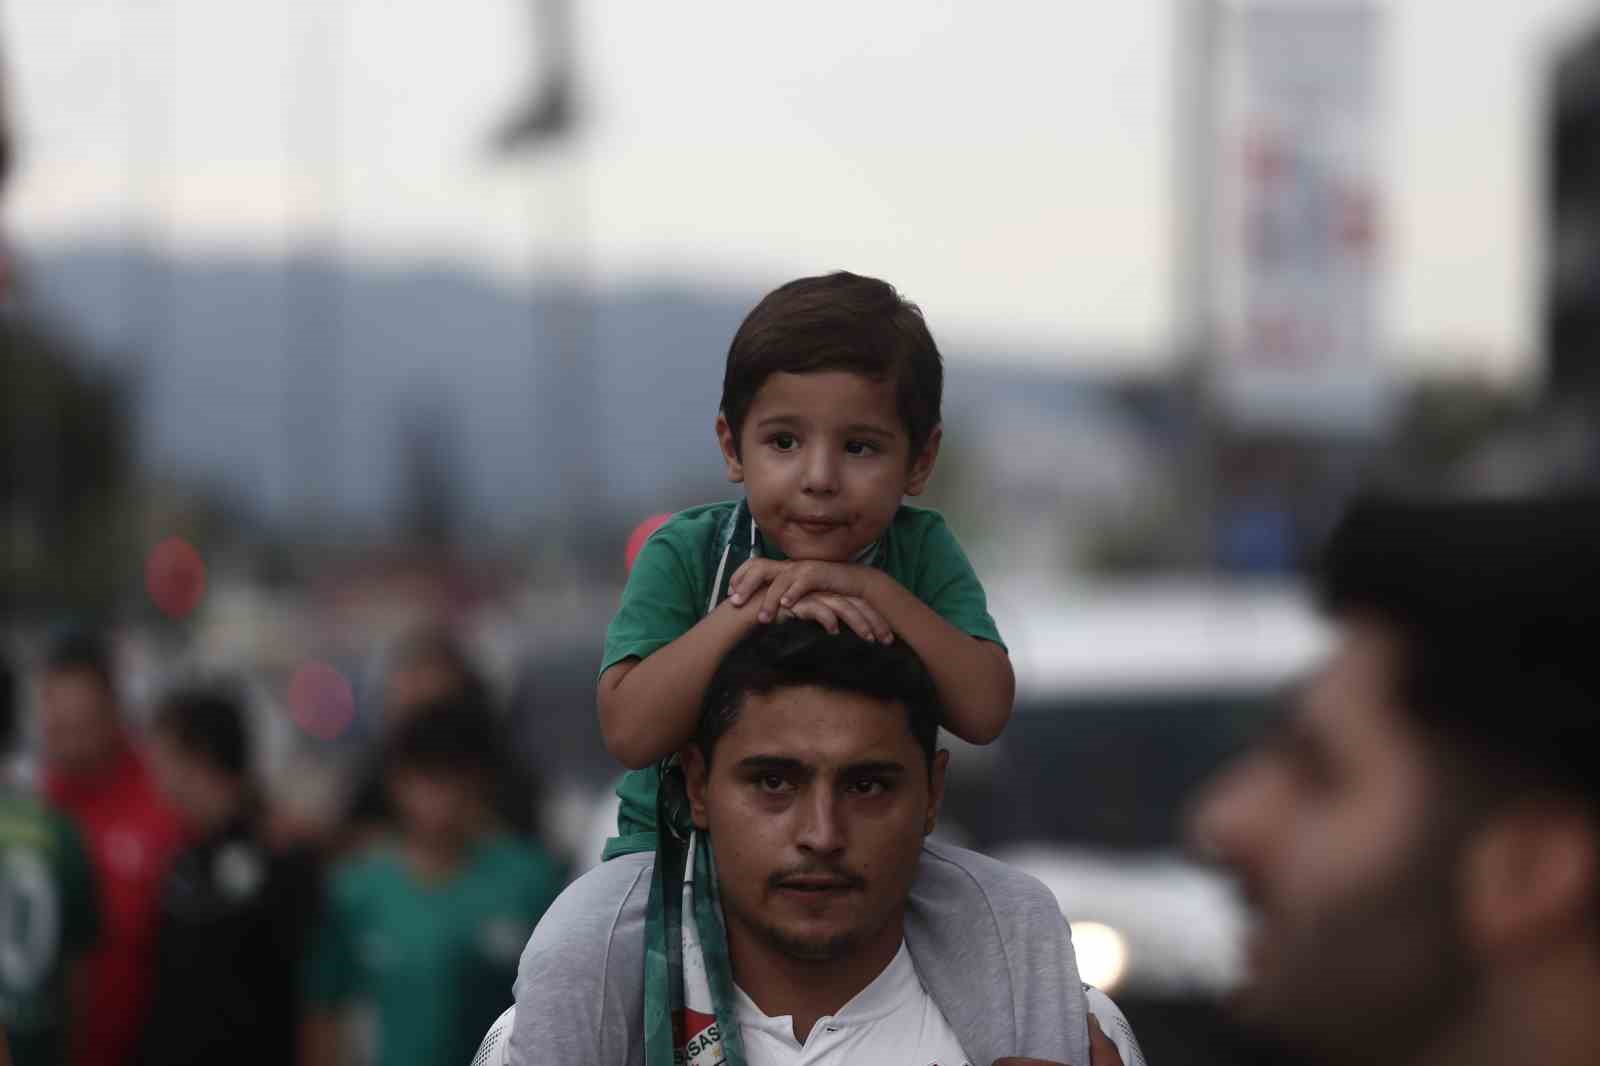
792 517 846 535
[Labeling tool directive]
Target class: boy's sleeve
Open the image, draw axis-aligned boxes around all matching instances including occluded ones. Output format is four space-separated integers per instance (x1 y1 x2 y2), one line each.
913 514 1006 649
599 528 702 676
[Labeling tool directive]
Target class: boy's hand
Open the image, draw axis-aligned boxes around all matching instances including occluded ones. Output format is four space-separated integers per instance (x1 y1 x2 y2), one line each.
728 559 885 631
779 592 893 643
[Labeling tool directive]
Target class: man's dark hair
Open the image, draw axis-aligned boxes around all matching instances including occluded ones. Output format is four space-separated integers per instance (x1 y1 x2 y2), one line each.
697 620 943 769
720 272 943 459
153 686 251 778
384 699 501 781
386 626 491 709
42 630 116 694
1319 492 1600 810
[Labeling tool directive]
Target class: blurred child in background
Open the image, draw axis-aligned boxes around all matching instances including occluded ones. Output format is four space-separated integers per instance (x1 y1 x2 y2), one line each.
301 699 564 1066
137 686 319 1066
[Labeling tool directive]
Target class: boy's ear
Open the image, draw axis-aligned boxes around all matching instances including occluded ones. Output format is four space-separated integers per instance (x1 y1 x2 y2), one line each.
715 413 745 484
904 424 942 497
682 745 712 830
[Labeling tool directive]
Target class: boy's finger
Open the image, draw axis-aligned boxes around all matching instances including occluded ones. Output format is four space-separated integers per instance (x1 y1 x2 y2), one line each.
759 569 796 622
776 563 822 609
728 559 773 604
844 595 894 643
816 594 876 642
789 598 839 635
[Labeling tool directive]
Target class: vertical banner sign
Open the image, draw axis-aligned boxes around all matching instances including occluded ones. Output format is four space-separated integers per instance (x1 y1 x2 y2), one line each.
1214 4 1386 435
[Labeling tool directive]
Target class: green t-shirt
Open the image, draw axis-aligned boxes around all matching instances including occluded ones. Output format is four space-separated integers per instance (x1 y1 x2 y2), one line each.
601 500 1003 853
303 834 564 1066
0 791 100 1066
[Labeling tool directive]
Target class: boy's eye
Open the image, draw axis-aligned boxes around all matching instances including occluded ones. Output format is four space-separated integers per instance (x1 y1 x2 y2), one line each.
769 433 799 452
846 777 890 797
844 440 879 457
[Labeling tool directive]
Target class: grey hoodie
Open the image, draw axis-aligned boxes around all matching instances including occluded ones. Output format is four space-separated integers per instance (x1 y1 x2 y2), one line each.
508 841 1090 1066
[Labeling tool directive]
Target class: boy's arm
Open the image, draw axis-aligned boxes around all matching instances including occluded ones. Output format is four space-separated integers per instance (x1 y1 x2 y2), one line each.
597 598 765 769
728 559 1013 744
857 568 1013 743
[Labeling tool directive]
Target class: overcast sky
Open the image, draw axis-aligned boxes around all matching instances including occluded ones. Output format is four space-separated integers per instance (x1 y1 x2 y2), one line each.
4 0 1593 379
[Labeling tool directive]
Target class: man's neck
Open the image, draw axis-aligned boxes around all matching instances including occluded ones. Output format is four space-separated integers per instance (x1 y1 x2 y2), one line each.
727 916 905 1045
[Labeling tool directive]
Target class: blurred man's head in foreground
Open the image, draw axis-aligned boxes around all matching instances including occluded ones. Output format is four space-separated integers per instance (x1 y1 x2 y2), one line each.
37 631 123 776
1191 493 1600 1065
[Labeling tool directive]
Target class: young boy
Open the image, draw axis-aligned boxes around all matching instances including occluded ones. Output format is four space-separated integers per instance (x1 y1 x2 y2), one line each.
598 271 1014 854
302 701 565 1066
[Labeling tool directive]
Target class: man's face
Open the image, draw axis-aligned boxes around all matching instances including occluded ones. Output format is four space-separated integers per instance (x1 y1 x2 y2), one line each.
716 371 940 562
38 669 121 775
685 683 945 965
1188 619 1478 1063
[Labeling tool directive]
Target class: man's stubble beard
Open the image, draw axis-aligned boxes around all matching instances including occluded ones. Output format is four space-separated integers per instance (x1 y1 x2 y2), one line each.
1237 819 1482 1066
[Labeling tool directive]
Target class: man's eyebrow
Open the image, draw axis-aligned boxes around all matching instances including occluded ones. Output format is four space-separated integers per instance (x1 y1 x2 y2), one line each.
734 755 810 774
839 760 908 776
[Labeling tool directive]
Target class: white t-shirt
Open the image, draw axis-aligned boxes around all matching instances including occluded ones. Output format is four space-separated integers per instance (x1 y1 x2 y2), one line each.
734 942 971 1066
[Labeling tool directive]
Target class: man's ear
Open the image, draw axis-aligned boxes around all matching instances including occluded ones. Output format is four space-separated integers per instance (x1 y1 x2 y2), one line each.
682 744 712 831
715 413 744 484
1462 800 1598 959
923 749 950 836
904 424 942 497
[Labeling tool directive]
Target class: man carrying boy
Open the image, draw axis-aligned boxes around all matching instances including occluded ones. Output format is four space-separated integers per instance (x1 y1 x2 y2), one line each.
509 622 1120 1065
522 273 1089 1065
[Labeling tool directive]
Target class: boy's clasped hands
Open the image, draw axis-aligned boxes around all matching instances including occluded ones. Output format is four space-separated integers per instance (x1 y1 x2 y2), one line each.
725 558 896 643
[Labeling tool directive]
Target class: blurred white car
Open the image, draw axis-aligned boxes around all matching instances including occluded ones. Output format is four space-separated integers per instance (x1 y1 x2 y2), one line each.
944 579 1330 1013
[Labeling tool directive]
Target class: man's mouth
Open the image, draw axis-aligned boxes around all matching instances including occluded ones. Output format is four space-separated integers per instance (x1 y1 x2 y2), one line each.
773 875 861 894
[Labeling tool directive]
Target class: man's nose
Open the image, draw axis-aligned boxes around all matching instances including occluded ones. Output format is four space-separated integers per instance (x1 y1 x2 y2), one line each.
794 787 846 855
800 447 839 496
1185 756 1274 873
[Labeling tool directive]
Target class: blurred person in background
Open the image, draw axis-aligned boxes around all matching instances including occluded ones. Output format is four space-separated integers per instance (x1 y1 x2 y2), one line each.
0 654 99 1066
1189 493 1600 1066
137 686 320 1066
301 699 564 1066
343 626 538 847
36 633 183 1066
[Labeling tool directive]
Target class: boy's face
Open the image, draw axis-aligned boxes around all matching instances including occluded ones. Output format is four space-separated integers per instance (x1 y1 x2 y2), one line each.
717 371 940 562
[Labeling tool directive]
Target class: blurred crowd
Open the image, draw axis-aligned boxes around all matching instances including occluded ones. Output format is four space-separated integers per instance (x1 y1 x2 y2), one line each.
0 625 568 1066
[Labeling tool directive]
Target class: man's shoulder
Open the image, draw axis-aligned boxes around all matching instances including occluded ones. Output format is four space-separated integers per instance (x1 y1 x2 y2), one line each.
520 852 653 961
916 839 1058 914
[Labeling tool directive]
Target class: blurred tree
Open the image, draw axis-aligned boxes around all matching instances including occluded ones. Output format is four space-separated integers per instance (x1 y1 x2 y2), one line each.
1 315 137 618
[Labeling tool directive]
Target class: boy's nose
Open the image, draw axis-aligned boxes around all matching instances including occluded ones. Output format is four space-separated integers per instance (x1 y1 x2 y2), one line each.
801 450 840 495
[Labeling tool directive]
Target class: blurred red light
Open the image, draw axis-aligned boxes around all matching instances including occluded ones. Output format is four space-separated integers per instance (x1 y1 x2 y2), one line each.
145 537 207 619
624 513 674 573
287 661 356 741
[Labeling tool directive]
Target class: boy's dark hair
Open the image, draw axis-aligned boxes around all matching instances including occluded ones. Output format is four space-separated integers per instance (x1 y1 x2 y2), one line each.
42 629 116 694
1318 492 1600 809
153 686 251 778
697 620 942 770
384 699 500 781
720 272 943 458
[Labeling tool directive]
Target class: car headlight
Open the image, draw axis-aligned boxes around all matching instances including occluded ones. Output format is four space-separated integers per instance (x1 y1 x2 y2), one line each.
1070 920 1129 993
